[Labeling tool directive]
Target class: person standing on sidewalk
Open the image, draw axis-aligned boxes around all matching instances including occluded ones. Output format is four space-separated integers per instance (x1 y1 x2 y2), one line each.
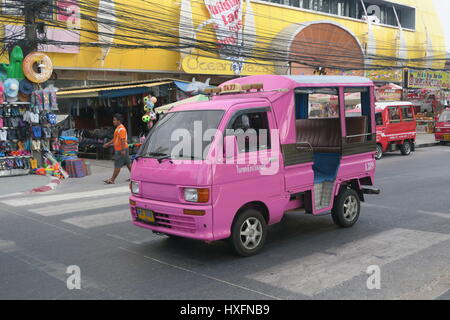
103 114 131 184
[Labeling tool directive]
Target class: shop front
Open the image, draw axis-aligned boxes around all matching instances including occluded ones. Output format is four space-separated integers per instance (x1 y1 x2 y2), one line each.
56 79 182 159
406 70 450 133
0 47 64 178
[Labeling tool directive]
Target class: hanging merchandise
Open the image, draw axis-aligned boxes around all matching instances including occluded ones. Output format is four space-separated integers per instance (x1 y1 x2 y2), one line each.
0 82 4 104
22 52 54 83
4 79 19 102
0 49 65 179
141 95 158 129
0 46 25 80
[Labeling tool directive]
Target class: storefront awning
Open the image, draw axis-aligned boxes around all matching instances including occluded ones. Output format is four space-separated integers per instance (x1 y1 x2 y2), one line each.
57 81 172 99
155 94 209 114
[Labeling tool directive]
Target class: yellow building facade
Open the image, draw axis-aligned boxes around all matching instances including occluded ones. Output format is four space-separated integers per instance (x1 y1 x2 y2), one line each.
2 0 447 84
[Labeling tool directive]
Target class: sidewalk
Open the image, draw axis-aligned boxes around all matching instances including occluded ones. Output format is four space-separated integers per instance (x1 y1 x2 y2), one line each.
416 133 439 148
53 159 131 195
0 174 52 198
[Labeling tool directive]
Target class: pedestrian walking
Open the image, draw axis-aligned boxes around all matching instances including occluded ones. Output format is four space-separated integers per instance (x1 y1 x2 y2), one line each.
103 113 131 184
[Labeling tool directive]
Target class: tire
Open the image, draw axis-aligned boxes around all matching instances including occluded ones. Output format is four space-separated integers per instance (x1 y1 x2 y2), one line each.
229 209 267 257
375 144 383 160
331 188 361 228
400 141 412 155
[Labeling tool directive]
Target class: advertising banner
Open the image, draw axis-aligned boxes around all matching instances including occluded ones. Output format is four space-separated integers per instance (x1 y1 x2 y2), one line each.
365 69 403 83
408 70 450 90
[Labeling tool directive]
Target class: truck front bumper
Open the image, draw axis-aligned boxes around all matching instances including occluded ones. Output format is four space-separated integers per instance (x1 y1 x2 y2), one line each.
129 195 214 241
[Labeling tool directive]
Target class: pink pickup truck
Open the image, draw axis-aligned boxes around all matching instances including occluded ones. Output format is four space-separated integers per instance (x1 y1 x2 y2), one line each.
129 75 380 256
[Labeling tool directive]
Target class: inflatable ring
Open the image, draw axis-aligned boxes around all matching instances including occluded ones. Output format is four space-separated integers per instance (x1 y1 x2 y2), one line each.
23 52 53 83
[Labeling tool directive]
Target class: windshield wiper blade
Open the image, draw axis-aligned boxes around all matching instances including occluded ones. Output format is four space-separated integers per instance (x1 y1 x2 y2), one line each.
144 152 168 157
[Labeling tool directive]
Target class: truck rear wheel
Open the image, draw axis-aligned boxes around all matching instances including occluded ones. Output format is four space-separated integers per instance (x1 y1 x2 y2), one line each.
400 141 412 155
229 209 267 257
375 144 383 160
331 188 360 228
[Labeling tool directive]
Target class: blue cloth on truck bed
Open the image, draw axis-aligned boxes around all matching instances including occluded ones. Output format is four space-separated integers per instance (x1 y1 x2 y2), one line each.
313 153 340 184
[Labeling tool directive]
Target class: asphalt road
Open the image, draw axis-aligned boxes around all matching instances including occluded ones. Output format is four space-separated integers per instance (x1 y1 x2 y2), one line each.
1 146 449 300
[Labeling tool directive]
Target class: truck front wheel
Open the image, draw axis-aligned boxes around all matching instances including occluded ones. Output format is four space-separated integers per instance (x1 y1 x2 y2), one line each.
229 209 267 257
331 188 361 228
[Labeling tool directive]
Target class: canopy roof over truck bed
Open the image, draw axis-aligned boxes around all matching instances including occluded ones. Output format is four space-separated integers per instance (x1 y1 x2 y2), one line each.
171 75 374 145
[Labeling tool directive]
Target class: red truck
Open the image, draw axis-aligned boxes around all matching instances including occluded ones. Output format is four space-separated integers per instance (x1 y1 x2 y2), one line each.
348 101 417 160
435 108 450 145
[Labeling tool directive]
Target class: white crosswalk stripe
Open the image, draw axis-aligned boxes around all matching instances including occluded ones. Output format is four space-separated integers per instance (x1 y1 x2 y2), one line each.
62 210 131 229
249 228 450 297
0 186 129 207
29 195 130 217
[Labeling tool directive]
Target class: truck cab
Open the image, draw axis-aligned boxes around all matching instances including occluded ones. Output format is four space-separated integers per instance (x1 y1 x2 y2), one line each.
374 102 417 160
129 75 380 256
435 108 450 144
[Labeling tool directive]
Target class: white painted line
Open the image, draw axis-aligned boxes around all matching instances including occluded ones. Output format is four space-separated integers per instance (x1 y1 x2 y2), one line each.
1 186 129 207
62 210 131 229
417 210 450 219
249 228 450 297
0 192 23 199
29 195 130 217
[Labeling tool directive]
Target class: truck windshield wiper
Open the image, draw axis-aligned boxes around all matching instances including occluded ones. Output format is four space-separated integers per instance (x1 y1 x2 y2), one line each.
177 153 203 160
144 152 168 157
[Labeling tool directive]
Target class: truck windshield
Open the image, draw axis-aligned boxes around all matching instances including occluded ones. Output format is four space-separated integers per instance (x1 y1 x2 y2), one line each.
438 111 450 122
138 110 224 160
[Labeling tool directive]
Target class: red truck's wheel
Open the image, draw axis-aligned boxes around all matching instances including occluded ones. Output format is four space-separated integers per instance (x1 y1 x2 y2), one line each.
400 141 412 156
375 144 383 160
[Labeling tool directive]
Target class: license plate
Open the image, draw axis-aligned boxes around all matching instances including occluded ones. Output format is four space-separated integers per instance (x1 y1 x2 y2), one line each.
137 208 155 223
444 134 450 141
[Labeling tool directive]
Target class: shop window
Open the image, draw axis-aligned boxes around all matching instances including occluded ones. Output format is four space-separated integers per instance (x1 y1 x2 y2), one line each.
229 111 271 153
401 107 414 122
389 107 401 123
261 0 415 29
362 1 416 29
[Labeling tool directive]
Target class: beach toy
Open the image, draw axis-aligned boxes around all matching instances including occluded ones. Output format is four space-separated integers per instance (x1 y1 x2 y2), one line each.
142 114 151 123
0 46 25 80
23 52 53 83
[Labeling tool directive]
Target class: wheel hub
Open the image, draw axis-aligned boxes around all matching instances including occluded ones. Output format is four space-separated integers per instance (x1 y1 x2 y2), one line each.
240 217 262 250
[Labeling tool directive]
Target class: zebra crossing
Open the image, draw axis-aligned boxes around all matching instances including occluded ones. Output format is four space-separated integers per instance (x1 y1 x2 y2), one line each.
0 186 133 230
1 187 450 299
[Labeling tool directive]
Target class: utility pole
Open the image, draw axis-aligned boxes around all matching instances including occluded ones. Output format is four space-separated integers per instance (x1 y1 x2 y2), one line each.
23 0 39 55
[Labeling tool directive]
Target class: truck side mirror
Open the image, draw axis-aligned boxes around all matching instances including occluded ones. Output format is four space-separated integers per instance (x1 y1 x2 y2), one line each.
224 135 238 158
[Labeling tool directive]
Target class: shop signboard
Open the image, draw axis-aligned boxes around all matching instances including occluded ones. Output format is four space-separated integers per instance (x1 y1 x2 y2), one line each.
408 70 450 90
365 69 403 83
376 89 402 101
181 55 273 76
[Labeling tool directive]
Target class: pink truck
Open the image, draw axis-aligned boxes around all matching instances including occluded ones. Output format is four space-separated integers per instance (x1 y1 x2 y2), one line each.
129 75 380 256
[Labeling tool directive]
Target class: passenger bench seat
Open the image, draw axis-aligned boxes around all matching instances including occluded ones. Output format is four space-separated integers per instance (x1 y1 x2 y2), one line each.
296 119 341 153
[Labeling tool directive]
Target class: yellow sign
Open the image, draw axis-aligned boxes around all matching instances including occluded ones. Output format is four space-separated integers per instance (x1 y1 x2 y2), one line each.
365 70 403 83
182 56 274 76
408 70 450 90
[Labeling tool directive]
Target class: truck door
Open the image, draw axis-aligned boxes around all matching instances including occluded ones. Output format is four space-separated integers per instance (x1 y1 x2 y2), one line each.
385 106 402 141
212 106 285 229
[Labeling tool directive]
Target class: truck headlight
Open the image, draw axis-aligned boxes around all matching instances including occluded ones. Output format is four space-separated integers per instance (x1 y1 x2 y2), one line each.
130 181 140 194
184 188 209 203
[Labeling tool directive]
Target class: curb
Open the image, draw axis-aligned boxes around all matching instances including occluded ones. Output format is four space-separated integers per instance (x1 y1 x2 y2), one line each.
29 177 62 194
416 142 439 149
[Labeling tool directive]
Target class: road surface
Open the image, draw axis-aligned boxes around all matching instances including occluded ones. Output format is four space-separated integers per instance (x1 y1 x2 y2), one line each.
1 146 449 299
